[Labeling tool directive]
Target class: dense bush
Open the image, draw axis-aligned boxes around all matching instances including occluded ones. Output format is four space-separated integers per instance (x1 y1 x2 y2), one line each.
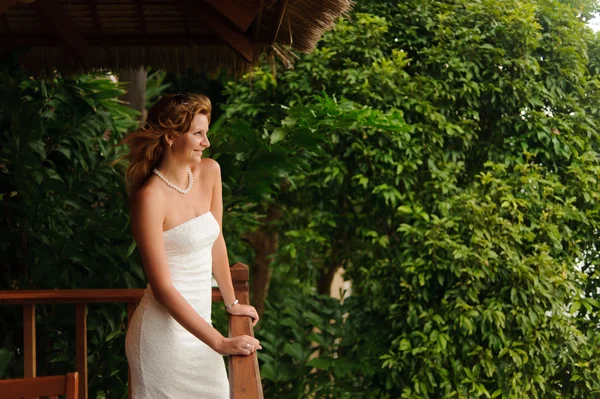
0 69 143 398
222 0 600 396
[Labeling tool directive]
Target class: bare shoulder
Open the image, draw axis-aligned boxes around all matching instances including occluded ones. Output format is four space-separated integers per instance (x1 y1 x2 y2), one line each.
200 158 221 174
131 179 166 223
132 178 165 207
193 158 221 181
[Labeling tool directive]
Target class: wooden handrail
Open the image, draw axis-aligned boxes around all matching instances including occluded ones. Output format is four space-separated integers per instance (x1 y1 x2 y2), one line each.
228 265 264 398
0 262 263 399
0 263 251 304
0 289 145 304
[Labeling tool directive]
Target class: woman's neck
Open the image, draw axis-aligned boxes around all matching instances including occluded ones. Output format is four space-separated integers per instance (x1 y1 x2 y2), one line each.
155 159 190 188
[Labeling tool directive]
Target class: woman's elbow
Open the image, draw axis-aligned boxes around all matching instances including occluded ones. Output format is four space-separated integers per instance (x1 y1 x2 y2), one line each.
151 282 177 305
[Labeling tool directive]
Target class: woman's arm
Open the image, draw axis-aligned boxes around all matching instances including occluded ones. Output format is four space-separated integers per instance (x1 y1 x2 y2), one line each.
208 159 259 326
131 185 259 354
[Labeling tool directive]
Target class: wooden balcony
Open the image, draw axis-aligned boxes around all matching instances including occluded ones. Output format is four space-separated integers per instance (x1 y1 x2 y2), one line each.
0 262 263 399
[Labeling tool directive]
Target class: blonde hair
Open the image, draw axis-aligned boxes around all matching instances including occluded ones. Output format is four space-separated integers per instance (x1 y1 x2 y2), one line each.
118 94 212 194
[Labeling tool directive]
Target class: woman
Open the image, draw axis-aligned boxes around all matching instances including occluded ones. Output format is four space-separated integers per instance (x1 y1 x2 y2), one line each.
122 94 261 398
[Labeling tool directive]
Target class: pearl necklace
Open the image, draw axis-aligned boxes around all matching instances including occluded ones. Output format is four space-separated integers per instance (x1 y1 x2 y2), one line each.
153 166 194 194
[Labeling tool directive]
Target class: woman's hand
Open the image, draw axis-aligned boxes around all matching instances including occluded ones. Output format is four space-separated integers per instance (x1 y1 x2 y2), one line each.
227 303 260 326
215 335 262 356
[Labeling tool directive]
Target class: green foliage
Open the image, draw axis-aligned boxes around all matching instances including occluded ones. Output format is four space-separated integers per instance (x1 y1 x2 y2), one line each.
271 95 411 290
0 71 140 288
145 69 171 108
222 0 600 396
256 287 358 399
0 69 144 397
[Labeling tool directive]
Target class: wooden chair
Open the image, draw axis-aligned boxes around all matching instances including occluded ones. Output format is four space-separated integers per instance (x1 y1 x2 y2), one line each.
0 372 78 399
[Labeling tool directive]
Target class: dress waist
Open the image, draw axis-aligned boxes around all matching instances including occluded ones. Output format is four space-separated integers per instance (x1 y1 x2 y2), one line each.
141 284 212 323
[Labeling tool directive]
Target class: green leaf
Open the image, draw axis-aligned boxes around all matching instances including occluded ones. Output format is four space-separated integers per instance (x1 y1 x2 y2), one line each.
569 301 581 315
306 356 335 370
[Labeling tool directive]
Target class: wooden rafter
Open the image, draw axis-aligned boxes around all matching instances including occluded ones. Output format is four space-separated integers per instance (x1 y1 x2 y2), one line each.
253 0 265 40
176 0 256 62
203 0 261 32
32 0 89 62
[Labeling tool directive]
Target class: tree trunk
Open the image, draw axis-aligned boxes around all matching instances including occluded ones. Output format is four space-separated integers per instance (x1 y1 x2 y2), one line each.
245 204 281 318
118 67 147 121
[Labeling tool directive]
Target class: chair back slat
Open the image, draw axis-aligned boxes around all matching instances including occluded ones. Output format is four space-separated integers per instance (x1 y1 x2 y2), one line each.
66 372 78 398
0 372 78 399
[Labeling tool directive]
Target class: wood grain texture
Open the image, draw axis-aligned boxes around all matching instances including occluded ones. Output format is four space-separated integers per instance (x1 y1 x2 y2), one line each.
0 288 228 304
228 278 264 399
176 0 256 62
0 372 78 399
22 304 36 379
204 0 261 32
75 304 87 399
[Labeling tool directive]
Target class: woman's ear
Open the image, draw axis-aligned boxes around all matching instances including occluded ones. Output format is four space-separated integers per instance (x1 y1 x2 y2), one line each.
164 134 174 148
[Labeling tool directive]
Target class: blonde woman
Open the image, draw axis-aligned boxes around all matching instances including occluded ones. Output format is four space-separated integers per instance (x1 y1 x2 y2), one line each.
122 94 260 398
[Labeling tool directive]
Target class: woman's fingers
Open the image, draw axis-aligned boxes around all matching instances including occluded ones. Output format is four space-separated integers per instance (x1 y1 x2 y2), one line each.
234 335 261 355
229 304 260 326
247 307 259 325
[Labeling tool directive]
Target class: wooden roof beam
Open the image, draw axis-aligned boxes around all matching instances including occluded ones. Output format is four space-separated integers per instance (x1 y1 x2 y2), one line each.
203 0 261 32
253 0 265 40
177 0 256 62
32 0 89 62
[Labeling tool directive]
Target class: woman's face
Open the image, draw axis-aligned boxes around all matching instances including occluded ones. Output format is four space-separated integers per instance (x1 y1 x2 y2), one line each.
170 113 210 163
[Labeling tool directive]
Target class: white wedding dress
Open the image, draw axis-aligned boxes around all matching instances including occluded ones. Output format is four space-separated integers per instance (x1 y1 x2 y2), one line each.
125 211 229 398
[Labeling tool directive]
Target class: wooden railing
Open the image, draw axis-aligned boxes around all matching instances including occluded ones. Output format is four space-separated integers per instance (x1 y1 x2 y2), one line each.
0 262 263 399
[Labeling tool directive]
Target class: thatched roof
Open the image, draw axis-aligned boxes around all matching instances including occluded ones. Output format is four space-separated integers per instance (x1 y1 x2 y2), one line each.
0 0 352 75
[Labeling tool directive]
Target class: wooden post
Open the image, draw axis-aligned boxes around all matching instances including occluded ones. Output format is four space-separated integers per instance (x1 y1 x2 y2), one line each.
75 304 87 399
23 304 36 378
228 263 264 399
119 67 147 121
